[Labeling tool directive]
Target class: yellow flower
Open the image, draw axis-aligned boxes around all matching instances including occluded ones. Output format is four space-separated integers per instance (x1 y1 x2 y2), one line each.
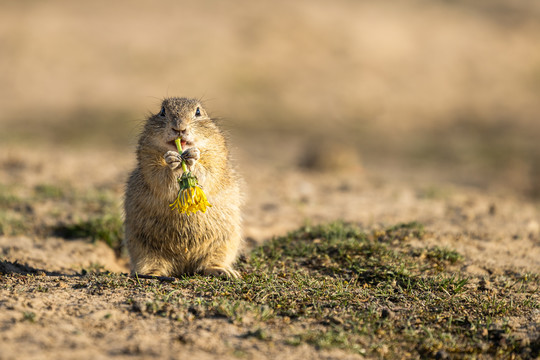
169 184 211 215
169 138 212 215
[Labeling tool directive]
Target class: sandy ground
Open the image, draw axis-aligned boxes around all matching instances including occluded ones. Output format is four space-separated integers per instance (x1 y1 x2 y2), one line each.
0 140 538 359
1 141 539 274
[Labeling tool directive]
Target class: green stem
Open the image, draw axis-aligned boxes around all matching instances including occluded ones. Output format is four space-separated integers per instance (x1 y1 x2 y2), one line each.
174 138 189 173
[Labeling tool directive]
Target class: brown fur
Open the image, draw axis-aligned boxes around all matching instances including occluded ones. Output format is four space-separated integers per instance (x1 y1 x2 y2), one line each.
124 97 242 278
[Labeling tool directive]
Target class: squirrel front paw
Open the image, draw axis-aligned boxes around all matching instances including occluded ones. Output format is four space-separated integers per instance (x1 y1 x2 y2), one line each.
181 147 200 170
164 151 182 170
164 147 200 171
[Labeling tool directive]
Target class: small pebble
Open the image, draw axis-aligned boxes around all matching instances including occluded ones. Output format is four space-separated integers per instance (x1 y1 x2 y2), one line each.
435 350 449 360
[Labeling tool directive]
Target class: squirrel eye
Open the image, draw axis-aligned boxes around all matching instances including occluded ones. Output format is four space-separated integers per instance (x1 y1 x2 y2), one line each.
195 107 201 117
159 106 165 117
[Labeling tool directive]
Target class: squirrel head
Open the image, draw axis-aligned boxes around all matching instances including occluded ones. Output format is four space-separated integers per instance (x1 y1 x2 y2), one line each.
142 97 218 153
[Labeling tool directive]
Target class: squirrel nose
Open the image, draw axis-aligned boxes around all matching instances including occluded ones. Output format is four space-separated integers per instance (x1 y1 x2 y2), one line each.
172 121 187 133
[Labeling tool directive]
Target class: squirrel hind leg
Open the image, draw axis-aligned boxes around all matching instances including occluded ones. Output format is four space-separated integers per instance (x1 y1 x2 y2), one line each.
131 259 173 278
202 266 240 279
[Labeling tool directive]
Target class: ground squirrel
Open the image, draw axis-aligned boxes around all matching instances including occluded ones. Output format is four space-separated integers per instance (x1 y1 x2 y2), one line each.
124 97 242 278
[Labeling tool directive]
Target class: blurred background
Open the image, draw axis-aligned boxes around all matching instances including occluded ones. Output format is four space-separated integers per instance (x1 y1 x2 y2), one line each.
1 0 539 199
